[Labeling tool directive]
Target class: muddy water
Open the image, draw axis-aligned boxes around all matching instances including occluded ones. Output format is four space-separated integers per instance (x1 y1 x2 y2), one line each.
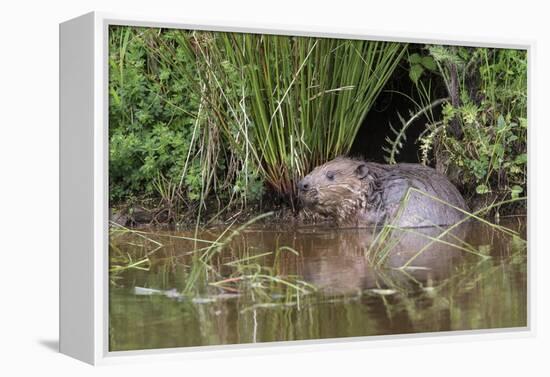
109 217 527 351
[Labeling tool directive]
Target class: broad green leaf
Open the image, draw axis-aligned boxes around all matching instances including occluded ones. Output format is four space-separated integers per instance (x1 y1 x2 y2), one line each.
497 115 506 129
514 153 527 165
408 53 422 64
476 184 490 194
421 56 437 71
511 185 523 199
409 64 424 84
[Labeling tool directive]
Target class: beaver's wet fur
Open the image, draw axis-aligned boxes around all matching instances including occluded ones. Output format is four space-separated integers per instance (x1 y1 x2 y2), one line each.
297 157 469 227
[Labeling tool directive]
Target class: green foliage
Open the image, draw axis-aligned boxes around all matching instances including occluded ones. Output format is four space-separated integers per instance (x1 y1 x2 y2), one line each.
165 32 406 201
418 47 527 201
389 45 527 207
407 52 436 84
109 25 527 220
109 27 198 203
108 27 267 214
440 111 527 194
382 96 447 165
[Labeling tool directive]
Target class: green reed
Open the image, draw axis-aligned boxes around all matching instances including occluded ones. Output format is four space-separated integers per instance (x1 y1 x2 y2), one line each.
150 30 406 204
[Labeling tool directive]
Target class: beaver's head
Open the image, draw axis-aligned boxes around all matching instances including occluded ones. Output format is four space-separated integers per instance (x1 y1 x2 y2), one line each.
297 157 375 223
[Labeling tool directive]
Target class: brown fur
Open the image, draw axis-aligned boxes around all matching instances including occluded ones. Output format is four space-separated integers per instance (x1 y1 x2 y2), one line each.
298 157 468 227
299 157 373 224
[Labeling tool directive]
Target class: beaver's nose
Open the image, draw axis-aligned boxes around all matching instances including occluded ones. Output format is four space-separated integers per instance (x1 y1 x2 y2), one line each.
297 178 310 192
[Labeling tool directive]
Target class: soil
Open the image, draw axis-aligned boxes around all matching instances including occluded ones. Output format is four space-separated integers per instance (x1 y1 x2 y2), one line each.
110 189 526 230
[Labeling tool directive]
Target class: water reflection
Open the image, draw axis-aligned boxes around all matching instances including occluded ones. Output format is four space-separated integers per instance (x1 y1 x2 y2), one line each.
290 224 473 295
109 217 527 351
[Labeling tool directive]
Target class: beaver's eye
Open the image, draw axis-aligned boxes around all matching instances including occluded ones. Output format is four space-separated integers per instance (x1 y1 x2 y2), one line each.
326 171 335 181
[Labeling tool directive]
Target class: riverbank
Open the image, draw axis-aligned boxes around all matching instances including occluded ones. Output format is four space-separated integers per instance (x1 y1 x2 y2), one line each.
110 192 527 229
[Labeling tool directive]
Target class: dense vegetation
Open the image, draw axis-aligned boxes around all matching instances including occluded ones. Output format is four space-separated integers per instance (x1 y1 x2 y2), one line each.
109 26 527 225
391 46 527 208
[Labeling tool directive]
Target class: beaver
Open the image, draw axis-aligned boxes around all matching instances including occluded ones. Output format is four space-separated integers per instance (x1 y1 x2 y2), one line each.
297 157 469 227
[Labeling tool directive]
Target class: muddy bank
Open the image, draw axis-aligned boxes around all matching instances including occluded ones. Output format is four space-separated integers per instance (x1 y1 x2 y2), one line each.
110 196 526 229
109 201 301 229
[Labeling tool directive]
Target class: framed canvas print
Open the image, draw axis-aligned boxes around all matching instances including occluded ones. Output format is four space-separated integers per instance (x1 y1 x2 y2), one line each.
60 12 531 365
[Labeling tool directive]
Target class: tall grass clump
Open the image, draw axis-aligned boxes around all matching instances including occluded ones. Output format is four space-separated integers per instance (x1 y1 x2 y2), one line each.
151 30 406 205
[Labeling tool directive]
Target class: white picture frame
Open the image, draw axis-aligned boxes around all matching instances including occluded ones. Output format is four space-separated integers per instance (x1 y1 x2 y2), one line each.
59 11 533 365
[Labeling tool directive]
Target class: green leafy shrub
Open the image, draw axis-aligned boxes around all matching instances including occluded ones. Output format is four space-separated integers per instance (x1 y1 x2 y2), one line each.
109 27 270 217
437 107 527 198
403 46 527 206
433 47 526 202
109 27 199 204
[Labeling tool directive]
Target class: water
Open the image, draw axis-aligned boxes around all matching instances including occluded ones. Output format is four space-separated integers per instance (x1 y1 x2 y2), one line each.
109 217 527 351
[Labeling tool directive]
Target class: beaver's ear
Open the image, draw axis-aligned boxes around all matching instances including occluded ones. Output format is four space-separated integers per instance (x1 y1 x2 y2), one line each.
355 164 369 179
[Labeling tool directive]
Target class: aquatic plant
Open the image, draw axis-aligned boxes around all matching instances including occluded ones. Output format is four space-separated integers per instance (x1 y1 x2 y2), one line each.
110 212 315 302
